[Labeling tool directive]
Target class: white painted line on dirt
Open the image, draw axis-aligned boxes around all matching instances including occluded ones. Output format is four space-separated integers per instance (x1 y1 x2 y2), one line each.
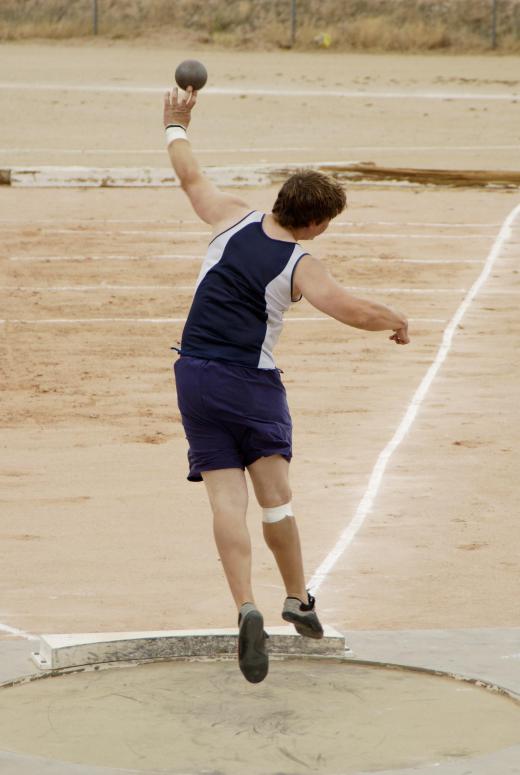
0 218 201 225
325 233 487 240
0 622 37 640
38 227 200 233
308 200 520 594
0 219 501 228
352 258 482 264
289 317 449 324
5 256 485 266
31 227 486 240
0 147 311 155
2 145 519 154
6 230 485 242
335 221 501 228
0 317 188 324
53 223 500 231
8 255 201 262
477 288 520 294
0 285 468 294
334 145 520 152
0 285 195 292
8 165 273 188
347 287 467 293
47 229 209 237
0 316 445 325
361 286 520 294
1 286 176 292
1 82 518 101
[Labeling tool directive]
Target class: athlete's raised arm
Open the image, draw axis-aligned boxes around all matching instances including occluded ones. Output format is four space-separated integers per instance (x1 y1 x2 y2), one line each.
293 255 410 345
163 86 250 227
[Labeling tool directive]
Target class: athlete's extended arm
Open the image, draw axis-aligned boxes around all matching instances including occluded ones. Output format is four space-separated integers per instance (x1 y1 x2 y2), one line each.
163 87 250 226
293 255 410 344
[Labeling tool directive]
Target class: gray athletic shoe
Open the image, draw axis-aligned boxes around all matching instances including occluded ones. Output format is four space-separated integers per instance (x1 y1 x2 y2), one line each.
238 603 269 684
282 593 324 639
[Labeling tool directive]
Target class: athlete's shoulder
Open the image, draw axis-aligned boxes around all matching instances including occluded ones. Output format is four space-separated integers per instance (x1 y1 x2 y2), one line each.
208 209 262 244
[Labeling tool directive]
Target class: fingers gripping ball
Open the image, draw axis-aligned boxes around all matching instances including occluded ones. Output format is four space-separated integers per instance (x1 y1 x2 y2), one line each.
175 60 208 91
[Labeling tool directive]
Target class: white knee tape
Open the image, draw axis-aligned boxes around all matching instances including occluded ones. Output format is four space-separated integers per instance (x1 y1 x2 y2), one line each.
262 502 293 524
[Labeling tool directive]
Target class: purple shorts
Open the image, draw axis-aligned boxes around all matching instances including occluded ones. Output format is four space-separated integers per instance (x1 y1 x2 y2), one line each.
174 356 292 482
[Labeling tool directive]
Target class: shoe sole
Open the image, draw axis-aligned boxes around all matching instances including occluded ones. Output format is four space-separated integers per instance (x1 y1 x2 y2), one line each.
238 609 269 683
282 611 324 639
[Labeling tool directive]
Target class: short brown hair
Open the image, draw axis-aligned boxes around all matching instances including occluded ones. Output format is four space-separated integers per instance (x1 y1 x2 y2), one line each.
272 169 346 230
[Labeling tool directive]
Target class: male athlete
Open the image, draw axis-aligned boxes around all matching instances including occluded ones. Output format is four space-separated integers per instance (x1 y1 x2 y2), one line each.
164 86 409 684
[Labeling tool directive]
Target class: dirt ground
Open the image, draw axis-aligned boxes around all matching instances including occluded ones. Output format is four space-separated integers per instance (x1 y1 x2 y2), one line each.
1 42 520 645
1 41 520 170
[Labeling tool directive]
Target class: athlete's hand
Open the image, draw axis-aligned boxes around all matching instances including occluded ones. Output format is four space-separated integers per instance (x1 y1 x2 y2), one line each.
163 86 198 129
389 322 410 345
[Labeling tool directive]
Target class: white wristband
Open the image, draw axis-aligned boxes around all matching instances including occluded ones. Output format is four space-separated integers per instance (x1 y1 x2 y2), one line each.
165 125 188 146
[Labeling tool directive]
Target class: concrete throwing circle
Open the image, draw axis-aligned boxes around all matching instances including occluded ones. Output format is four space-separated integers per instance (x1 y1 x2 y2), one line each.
1 658 520 773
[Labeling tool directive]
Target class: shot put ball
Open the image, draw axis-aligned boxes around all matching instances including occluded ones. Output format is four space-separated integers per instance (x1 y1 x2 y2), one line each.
175 60 208 91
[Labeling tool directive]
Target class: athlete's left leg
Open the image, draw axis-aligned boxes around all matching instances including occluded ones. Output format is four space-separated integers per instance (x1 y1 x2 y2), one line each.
247 454 307 602
202 467 269 683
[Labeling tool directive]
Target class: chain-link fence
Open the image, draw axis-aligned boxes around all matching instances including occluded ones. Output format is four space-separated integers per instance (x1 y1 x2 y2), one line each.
2 1 520 51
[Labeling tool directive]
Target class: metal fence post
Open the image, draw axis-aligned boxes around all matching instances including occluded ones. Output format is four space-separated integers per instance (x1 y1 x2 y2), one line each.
491 0 498 49
93 0 98 35
290 0 297 47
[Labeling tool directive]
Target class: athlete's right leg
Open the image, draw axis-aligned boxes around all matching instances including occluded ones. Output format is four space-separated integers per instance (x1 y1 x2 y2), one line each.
201 467 254 610
247 454 324 639
247 454 307 601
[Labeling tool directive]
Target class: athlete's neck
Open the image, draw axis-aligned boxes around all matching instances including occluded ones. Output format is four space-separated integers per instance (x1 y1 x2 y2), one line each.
263 213 297 242
266 213 329 242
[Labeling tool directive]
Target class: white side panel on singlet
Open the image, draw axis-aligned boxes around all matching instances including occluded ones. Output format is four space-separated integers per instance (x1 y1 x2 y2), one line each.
258 244 307 369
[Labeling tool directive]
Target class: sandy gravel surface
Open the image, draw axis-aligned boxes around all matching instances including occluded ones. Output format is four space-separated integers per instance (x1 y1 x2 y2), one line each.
1 179 519 640
1 41 520 648
0 41 519 170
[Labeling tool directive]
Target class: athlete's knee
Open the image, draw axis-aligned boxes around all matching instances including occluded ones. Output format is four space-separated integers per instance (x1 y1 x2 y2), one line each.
203 469 248 516
262 500 294 524
256 484 292 511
